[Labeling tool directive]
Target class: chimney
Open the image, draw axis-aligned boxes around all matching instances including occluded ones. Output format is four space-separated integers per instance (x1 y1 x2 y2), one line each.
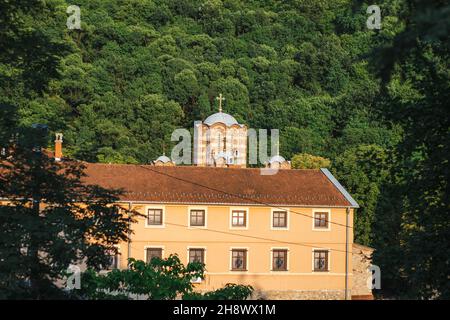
54 133 63 161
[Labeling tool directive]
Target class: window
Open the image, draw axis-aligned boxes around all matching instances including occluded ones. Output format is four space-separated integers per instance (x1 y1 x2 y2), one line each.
272 211 287 228
107 253 119 270
231 210 247 227
147 208 163 226
188 248 205 264
146 248 162 263
190 210 205 227
314 212 329 229
314 250 329 272
272 249 288 271
231 249 247 271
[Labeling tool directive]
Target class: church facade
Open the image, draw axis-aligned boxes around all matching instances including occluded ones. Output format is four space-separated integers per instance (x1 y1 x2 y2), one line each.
193 94 248 168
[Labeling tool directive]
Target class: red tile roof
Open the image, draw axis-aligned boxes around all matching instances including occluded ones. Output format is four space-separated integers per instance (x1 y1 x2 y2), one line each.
82 164 354 207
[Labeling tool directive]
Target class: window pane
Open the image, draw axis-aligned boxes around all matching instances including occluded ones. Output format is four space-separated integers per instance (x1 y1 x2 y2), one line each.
273 211 287 228
232 211 246 227
314 212 328 228
272 250 287 270
148 209 163 225
108 254 119 270
314 250 328 271
189 249 205 264
146 248 162 263
231 250 247 270
190 210 205 226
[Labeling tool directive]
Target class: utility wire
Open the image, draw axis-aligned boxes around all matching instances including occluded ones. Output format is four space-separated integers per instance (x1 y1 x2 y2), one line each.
126 220 349 254
164 221 349 253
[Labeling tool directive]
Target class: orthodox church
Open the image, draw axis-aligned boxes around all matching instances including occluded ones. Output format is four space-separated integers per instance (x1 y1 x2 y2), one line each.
193 94 248 167
154 93 290 169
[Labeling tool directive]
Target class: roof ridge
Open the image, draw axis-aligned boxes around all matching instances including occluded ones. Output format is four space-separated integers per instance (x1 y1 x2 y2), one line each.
86 162 321 171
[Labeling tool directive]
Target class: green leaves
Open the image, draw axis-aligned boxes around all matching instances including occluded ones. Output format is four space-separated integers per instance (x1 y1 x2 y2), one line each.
184 283 254 300
367 0 450 299
1 0 388 168
333 144 390 245
291 153 331 169
0 133 137 298
76 255 253 300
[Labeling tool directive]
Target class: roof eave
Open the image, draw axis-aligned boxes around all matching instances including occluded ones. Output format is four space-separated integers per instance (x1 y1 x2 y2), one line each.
320 168 359 208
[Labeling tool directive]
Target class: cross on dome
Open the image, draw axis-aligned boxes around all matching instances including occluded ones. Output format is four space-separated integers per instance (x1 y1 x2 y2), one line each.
216 93 225 113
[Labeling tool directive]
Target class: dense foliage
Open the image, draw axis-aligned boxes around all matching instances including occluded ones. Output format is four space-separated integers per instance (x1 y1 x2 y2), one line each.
2 0 401 164
369 0 450 299
74 255 253 300
0 126 135 299
0 0 448 299
291 153 331 169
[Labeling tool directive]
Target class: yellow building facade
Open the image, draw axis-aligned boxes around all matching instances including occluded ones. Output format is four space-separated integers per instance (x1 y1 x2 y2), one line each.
116 203 354 299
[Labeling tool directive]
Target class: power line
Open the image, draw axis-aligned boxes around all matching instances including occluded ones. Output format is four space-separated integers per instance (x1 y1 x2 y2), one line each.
138 165 353 229
125 220 349 254
164 221 349 253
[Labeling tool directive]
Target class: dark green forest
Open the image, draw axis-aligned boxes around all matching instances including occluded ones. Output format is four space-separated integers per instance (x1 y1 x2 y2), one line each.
1 0 448 299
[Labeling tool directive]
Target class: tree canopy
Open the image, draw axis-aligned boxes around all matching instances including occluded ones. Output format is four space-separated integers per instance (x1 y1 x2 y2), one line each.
74 255 253 300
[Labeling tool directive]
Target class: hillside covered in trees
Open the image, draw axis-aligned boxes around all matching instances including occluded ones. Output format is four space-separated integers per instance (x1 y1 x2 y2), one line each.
1 0 448 299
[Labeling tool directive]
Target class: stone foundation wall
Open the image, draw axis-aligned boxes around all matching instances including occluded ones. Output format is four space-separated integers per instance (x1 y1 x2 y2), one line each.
250 289 347 300
352 243 374 297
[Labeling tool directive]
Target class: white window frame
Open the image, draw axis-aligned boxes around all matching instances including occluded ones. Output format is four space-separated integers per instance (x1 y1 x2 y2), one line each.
270 208 290 230
312 209 331 231
186 246 207 265
188 206 208 229
144 245 165 263
145 205 165 228
103 244 121 272
312 248 331 272
270 247 290 272
186 246 207 283
229 247 249 272
229 207 249 230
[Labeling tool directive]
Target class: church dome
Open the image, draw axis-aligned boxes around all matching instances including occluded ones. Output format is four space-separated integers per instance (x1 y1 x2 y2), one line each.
155 155 172 163
204 112 240 126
